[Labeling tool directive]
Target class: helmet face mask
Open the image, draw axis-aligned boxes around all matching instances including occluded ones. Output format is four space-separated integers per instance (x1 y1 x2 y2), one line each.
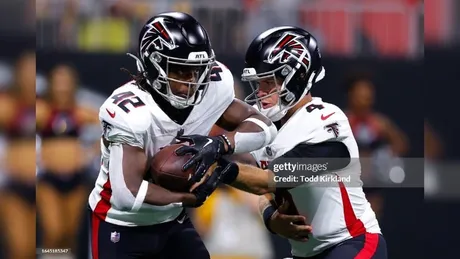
242 27 325 121
145 50 214 109
243 66 297 121
132 12 216 109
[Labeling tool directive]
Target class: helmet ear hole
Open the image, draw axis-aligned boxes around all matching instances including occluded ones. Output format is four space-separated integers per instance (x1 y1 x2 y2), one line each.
285 92 295 103
148 68 159 81
152 80 162 90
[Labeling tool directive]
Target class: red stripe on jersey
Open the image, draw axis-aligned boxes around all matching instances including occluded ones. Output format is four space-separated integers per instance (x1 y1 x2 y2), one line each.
354 233 379 259
339 182 366 237
92 174 112 258
94 175 112 220
91 213 101 259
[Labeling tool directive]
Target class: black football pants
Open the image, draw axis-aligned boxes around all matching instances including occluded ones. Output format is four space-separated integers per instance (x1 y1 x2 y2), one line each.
90 209 210 259
293 233 387 259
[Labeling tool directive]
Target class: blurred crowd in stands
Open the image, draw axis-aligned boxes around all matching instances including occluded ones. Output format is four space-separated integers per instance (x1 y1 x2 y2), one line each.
35 0 433 56
10 0 460 53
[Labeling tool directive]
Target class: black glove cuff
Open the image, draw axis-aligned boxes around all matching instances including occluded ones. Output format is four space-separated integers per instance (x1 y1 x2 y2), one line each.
218 134 234 154
262 205 276 234
219 158 239 184
192 190 206 208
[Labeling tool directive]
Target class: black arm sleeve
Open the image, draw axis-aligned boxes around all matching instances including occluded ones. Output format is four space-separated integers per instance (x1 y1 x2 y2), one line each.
267 141 351 175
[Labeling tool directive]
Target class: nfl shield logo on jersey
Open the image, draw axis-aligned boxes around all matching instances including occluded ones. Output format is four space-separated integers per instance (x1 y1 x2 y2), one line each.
110 231 120 243
265 146 274 157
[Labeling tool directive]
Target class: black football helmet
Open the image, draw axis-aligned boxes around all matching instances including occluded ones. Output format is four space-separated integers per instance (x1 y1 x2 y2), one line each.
242 26 325 121
128 12 215 109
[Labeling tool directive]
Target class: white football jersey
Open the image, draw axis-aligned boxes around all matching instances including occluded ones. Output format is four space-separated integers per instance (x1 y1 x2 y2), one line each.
251 97 381 257
89 61 235 227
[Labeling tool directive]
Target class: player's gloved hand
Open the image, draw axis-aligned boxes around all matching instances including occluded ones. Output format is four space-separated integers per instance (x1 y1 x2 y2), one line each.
184 164 228 207
175 134 231 183
269 201 312 242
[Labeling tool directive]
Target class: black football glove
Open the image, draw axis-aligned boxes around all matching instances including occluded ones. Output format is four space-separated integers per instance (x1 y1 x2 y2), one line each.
175 134 230 183
187 164 229 207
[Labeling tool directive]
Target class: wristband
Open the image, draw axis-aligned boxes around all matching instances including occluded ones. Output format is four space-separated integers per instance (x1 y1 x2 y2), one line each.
218 158 239 184
262 205 276 234
219 134 234 154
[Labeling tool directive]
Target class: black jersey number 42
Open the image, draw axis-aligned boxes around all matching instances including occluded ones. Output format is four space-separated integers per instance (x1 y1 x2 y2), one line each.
111 91 145 113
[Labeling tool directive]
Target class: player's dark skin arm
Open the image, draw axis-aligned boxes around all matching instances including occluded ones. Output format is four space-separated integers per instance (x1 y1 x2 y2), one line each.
113 141 197 207
216 99 272 152
224 152 258 166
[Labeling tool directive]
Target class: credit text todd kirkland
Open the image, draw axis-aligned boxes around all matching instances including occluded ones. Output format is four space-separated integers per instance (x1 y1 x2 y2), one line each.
271 162 352 184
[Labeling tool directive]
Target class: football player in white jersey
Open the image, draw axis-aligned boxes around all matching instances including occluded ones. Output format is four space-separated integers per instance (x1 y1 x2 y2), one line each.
210 27 388 258
88 12 277 259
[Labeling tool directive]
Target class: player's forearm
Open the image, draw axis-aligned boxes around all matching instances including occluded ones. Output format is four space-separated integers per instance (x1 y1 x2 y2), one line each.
141 183 195 206
215 100 276 153
224 116 277 154
122 175 195 208
223 152 258 166
229 163 276 195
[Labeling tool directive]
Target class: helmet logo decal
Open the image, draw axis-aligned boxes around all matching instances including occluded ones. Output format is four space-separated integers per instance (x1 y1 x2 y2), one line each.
267 32 310 68
140 19 178 54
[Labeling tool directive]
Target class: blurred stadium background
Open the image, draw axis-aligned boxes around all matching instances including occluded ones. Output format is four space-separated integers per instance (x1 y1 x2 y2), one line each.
0 0 458 258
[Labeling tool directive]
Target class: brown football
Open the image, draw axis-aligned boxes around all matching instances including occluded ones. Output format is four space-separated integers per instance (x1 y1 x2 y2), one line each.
150 144 194 192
